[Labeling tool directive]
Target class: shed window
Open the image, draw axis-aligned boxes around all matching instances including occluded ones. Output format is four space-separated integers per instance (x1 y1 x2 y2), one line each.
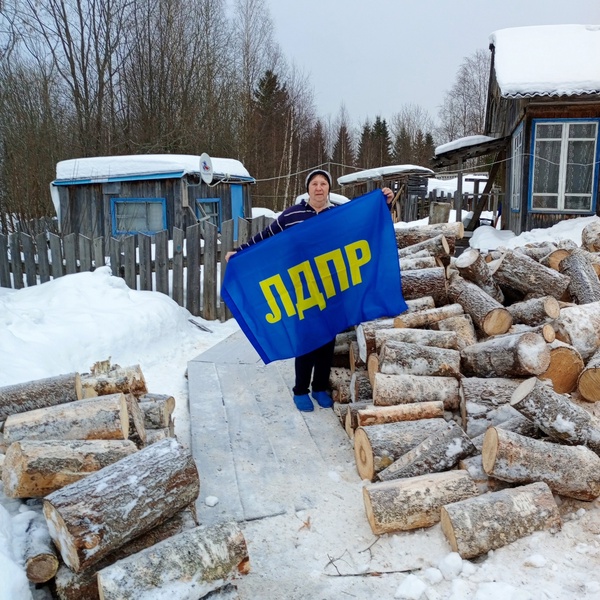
111 198 167 235
510 124 524 212
196 198 222 230
530 120 599 212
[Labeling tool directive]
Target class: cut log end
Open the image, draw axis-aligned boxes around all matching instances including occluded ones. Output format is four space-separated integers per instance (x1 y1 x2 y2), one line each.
353 428 374 481
440 507 459 552
26 554 60 584
481 427 499 474
482 308 513 336
43 502 80 572
510 377 538 407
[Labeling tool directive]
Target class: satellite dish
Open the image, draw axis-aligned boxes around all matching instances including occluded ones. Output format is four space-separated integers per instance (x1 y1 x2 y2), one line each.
199 153 214 184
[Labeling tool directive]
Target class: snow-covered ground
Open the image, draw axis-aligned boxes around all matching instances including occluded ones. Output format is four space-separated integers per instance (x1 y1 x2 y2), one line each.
2 216 600 599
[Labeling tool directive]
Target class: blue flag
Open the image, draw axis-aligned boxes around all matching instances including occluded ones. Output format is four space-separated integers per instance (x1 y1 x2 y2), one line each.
221 189 407 364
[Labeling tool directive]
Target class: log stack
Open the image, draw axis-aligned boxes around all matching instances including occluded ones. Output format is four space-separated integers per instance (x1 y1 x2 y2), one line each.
0 361 249 599
332 225 600 558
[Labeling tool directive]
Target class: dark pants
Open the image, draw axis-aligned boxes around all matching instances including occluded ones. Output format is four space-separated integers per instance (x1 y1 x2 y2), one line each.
292 338 336 396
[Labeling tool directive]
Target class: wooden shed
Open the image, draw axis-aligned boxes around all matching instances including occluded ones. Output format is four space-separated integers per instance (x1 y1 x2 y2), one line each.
433 24 600 235
50 154 255 240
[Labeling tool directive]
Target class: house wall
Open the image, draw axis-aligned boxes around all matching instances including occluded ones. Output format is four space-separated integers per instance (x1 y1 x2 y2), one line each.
57 176 252 239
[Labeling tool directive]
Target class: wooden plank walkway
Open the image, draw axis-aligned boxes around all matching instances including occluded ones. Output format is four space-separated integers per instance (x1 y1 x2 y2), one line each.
188 330 353 525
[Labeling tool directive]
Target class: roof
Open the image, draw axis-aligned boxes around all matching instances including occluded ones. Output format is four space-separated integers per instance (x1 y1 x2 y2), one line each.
490 24 600 98
53 154 255 185
338 164 434 186
431 135 509 168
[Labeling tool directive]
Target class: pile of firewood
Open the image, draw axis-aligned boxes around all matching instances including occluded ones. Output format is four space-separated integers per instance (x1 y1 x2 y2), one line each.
329 219 600 559
0 361 249 599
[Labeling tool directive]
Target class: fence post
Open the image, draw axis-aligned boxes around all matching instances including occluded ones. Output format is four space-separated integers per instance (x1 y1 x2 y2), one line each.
202 222 218 321
0 233 12 288
186 223 202 316
9 233 23 289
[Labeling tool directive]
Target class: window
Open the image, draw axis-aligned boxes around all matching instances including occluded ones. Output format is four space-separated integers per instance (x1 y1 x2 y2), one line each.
111 198 167 235
510 124 524 212
196 198 222 230
530 119 599 212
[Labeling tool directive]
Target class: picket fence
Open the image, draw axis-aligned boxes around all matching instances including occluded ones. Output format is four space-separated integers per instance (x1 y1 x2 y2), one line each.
0 215 272 322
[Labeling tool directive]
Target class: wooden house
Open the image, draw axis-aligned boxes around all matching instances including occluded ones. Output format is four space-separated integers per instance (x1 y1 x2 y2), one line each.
50 154 255 240
433 24 600 235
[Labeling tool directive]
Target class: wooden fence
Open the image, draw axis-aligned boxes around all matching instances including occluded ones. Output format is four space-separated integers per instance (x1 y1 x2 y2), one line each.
0 215 272 322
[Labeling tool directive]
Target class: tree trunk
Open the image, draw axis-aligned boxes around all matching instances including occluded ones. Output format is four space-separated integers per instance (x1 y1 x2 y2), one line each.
43 438 200 572
344 402 374 438
374 328 460 353
0 372 82 421
363 471 479 535
559 247 600 304
482 426 600 501
514 243 557 262
432 314 478 350
353 418 448 481
400 256 437 271
378 340 461 378
539 248 571 271
553 301 600 360
80 364 147 399
395 222 464 247
454 248 504 303
3 393 130 444
145 428 173 444
578 347 600 402
55 508 198 600
458 455 513 493
510 377 600 453
506 296 560 326
538 339 584 394
447 275 512 336
350 370 373 402
400 267 448 305
470 415 538 452
2 439 138 498
507 323 556 343
394 303 463 329
96 521 249 600
356 319 396 362
397 234 450 260
357 401 444 427
460 332 551 378
492 249 571 299
405 296 436 312
377 421 475 481
372 373 460 411
138 394 176 429
440 482 561 559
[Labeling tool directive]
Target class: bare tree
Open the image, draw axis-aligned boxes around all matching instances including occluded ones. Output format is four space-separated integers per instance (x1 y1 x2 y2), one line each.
437 48 490 143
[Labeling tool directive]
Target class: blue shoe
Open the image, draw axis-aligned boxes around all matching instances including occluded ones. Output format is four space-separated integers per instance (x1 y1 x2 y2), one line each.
293 394 314 412
312 391 333 409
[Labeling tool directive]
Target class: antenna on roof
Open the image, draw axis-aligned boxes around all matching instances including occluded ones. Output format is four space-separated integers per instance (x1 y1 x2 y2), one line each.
199 153 213 184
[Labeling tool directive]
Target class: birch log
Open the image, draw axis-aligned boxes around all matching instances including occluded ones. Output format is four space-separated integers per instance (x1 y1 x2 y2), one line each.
0 372 82 421
3 393 129 444
559 247 600 304
515 242 557 262
55 508 198 600
460 332 551 378
507 323 556 343
578 347 600 402
372 373 461 411
553 301 600 360
395 222 464 246
432 314 478 350
482 427 600 501
374 328 460 353
397 234 450 259
454 248 504 303
447 275 512 336
394 303 464 329
357 402 444 427
510 377 600 453
43 438 200 572
405 296 436 312
506 296 560 326
12 509 59 583
538 339 584 394
400 267 448 305
96 521 249 600
353 418 448 480
440 482 561 559
80 364 147 398
378 340 461 377
377 421 475 481
363 471 480 535
492 249 571 299
470 415 538 452
356 319 395 362
400 256 437 271
540 248 571 271
2 439 138 498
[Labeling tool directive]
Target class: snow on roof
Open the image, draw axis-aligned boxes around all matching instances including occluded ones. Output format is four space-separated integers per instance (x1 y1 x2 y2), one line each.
54 154 253 183
434 135 496 157
490 24 600 98
338 164 434 186
295 192 350 206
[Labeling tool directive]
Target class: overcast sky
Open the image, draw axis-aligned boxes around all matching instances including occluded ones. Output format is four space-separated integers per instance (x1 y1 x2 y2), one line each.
267 0 600 128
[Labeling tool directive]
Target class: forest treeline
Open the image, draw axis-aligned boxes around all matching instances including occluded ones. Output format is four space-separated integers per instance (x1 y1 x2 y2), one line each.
0 0 489 228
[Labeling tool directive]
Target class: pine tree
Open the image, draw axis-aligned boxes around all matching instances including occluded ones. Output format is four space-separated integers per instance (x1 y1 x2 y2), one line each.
372 116 392 166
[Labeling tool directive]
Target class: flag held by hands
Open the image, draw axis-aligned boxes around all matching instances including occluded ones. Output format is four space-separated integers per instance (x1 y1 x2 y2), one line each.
221 189 407 363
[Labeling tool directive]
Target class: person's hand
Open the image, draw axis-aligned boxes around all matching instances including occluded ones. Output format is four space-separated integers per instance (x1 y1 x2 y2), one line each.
225 250 237 262
382 187 394 204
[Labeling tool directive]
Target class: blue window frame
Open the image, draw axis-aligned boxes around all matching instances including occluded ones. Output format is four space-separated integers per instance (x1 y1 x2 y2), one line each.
196 197 222 231
529 118 600 213
111 198 167 235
